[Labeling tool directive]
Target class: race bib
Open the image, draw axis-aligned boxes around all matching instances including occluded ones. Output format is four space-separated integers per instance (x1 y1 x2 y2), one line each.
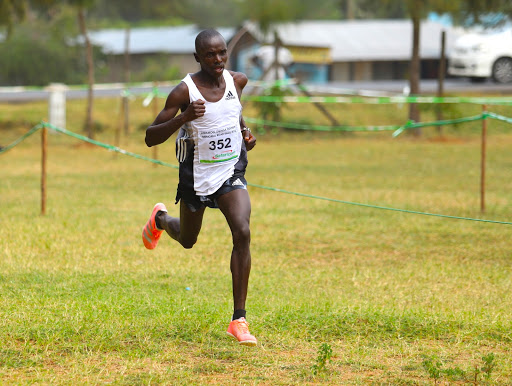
197 125 241 164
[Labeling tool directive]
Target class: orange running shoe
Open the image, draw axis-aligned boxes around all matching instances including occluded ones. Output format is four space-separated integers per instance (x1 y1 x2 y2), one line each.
226 317 257 346
142 203 167 249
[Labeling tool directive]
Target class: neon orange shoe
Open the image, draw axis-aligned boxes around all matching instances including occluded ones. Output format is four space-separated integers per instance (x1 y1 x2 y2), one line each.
142 203 167 249
226 317 257 346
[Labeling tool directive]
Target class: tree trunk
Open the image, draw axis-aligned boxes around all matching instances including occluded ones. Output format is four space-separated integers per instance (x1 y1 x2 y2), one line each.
409 13 421 136
345 0 355 19
77 6 94 139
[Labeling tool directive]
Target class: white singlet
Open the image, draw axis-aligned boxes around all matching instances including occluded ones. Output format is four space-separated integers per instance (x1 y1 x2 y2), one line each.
181 70 243 196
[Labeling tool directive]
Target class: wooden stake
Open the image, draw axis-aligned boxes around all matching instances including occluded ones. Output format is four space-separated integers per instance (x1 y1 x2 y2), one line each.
41 126 47 215
480 105 487 213
123 27 131 135
123 95 130 135
113 96 123 159
436 30 446 135
152 85 159 167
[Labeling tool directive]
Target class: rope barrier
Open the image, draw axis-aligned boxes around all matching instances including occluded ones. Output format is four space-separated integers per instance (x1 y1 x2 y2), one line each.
3 113 497 155
1 112 510 151
241 94 512 105
244 117 399 132
42 122 179 169
244 113 511 135
138 84 512 134
2 121 510 226
392 114 489 137
0 124 44 154
142 85 512 105
486 112 512 124
3 81 511 106
249 183 512 226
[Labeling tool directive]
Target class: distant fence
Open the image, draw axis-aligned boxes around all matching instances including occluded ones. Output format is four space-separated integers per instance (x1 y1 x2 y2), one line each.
1 120 512 225
2 80 512 217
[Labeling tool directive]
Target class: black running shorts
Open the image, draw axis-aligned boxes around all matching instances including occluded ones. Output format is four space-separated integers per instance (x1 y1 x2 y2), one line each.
175 141 248 212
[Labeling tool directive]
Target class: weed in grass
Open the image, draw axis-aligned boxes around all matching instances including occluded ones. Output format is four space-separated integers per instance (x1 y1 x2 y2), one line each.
421 352 498 384
471 352 497 384
481 352 496 380
442 365 467 382
311 343 333 376
421 355 443 384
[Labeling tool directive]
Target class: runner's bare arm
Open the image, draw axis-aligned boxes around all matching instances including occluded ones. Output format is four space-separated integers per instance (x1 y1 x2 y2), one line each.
230 71 256 151
145 82 205 147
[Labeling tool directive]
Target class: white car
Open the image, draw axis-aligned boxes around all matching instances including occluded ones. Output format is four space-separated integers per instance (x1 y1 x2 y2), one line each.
448 29 512 83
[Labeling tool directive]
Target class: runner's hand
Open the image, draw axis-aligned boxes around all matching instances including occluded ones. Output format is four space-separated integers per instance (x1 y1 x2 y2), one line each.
184 99 206 121
243 130 256 151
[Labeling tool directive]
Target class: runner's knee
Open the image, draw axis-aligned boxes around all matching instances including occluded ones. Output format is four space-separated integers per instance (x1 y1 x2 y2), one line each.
232 222 250 246
180 235 198 249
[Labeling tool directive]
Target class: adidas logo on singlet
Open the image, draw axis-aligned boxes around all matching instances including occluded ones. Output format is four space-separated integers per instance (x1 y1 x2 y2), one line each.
232 178 245 187
225 91 236 100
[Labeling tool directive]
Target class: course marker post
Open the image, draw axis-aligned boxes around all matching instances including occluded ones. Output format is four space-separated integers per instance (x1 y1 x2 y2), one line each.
41 126 47 215
114 95 123 155
481 105 487 213
47 83 67 129
152 84 159 167
436 30 446 135
122 93 130 135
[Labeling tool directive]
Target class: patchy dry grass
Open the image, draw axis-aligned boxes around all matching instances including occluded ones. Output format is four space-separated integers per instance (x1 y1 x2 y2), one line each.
1 96 512 384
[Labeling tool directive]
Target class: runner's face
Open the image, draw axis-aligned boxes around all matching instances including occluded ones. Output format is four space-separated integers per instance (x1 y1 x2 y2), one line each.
196 36 228 77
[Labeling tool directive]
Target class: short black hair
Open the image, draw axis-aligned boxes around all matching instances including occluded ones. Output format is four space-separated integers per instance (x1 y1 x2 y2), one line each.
195 29 225 53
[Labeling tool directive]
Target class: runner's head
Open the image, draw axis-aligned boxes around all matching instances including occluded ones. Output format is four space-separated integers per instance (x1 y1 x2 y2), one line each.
194 29 228 77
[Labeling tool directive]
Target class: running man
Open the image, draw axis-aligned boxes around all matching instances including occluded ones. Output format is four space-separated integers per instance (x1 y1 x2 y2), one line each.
142 29 257 346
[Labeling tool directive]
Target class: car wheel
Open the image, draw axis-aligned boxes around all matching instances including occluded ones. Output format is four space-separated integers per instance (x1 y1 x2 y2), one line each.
492 57 512 83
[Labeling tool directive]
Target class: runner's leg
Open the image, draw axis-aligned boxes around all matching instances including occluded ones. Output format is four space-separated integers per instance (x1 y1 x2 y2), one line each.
157 201 205 249
217 188 252 311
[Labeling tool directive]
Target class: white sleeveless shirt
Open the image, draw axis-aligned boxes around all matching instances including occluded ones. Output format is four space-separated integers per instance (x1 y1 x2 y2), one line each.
181 70 243 196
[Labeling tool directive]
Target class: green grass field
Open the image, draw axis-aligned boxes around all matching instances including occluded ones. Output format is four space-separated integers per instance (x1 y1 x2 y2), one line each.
1 97 512 384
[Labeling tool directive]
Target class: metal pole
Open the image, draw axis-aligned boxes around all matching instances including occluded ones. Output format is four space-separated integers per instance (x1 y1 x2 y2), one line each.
41 126 47 215
480 105 487 213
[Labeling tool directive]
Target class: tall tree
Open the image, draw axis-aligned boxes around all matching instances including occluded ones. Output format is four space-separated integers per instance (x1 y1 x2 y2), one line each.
404 1 432 134
394 1 458 135
242 0 344 33
10 0 97 137
89 0 188 25
384 0 512 135
0 0 27 38
71 0 96 139
339 0 406 19
26 0 96 138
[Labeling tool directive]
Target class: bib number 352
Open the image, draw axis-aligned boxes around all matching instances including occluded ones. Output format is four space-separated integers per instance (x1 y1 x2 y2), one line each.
209 138 231 150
